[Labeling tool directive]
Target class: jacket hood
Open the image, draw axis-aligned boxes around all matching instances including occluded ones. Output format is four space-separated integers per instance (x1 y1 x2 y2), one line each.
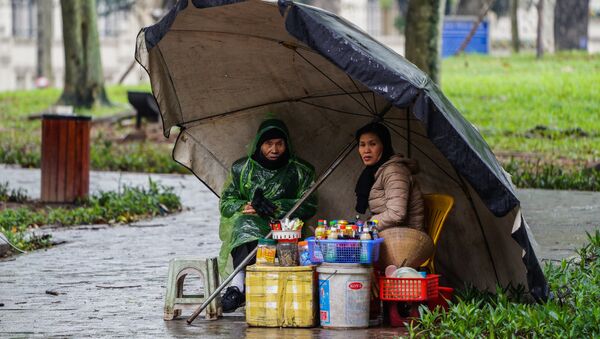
248 118 294 157
378 154 420 175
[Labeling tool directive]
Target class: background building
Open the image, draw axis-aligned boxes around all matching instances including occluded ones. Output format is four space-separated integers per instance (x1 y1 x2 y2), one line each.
0 0 598 92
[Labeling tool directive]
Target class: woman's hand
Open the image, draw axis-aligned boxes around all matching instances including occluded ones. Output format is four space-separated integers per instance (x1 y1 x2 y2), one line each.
242 202 257 215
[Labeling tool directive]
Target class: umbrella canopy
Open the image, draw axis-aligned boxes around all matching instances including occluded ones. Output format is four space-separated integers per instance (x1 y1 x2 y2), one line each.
135 0 547 299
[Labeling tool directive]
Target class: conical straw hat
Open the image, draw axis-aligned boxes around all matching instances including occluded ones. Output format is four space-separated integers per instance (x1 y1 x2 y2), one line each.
378 227 434 269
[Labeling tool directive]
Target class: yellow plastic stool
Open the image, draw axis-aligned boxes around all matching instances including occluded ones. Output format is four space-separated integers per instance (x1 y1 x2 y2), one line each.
421 194 454 274
163 257 222 320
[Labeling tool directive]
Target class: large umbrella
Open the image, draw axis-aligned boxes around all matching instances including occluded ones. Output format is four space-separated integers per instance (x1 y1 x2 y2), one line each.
135 0 548 304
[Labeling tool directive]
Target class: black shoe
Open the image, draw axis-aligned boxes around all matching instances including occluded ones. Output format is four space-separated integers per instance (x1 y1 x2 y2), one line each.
222 286 245 313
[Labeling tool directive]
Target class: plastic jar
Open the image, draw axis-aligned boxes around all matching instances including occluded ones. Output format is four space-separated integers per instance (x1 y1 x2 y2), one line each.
277 239 299 266
256 238 277 265
298 240 311 266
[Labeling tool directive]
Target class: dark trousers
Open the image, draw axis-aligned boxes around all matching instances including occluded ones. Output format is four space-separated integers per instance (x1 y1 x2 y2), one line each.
231 240 258 269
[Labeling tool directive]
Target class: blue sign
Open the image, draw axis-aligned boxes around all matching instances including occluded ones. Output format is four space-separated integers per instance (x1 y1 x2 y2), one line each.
319 279 330 325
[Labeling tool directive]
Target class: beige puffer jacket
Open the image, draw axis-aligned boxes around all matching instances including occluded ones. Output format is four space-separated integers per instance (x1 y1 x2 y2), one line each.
369 154 425 231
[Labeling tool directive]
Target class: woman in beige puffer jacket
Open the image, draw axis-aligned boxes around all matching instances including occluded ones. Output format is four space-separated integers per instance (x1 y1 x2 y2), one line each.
369 154 425 231
355 123 425 232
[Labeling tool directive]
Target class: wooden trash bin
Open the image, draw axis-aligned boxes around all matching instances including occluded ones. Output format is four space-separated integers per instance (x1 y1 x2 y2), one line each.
41 114 91 203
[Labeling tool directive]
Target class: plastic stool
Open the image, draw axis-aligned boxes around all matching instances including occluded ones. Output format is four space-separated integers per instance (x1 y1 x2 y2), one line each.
163 257 222 320
387 301 420 327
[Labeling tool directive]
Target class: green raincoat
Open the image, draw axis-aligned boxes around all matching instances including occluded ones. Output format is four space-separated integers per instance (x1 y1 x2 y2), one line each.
218 119 317 275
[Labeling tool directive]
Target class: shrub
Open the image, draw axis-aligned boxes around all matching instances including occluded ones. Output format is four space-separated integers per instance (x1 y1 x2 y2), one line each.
0 179 182 253
407 231 600 338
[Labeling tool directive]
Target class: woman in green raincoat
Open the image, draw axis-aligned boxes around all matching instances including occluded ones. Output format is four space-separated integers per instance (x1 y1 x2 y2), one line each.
218 118 317 312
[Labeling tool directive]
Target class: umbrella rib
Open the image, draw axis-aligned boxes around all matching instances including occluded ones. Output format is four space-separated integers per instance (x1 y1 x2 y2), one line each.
384 120 429 139
294 49 376 116
299 100 374 118
372 92 378 113
385 116 421 121
383 122 462 187
156 44 185 123
347 74 375 113
179 92 373 127
166 29 318 53
308 90 373 99
181 130 228 173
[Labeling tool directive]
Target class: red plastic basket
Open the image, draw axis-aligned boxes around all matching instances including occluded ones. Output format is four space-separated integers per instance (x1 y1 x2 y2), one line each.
379 274 439 301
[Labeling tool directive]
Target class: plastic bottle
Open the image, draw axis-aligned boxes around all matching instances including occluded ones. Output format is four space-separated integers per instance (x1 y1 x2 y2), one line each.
315 219 326 240
326 226 338 262
298 240 311 266
371 225 379 240
352 225 359 239
338 223 346 240
256 238 277 265
360 227 372 240
355 215 363 226
365 220 378 239
338 220 349 239
328 226 338 240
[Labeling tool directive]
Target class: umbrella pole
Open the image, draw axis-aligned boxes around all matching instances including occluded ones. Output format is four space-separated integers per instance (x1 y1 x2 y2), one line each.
407 102 413 158
186 139 358 324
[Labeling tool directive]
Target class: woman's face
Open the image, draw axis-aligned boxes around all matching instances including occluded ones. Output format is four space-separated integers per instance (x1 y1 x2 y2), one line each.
358 132 383 166
260 138 286 160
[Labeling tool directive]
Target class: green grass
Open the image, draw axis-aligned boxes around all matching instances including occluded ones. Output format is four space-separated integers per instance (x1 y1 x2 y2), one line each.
505 159 600 191
0 85 150 119
407 230 600 337
0 179 181 253
91 139 186 173
442 52 600 163
1 54 599 189
0 84 186 173
0 85 150 139
0 181 28 203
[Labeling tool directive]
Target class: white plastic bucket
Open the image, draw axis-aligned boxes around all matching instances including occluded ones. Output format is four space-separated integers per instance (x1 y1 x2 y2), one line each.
317 263 372 328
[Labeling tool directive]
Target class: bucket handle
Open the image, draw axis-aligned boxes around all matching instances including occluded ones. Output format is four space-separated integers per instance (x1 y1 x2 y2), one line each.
318 270 338 288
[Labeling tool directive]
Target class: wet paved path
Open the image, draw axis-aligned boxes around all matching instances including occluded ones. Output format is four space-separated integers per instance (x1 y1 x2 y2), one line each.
0 166 598 338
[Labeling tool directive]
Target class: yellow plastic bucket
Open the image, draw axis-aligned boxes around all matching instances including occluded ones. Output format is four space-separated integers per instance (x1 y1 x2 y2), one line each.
245 265 317 327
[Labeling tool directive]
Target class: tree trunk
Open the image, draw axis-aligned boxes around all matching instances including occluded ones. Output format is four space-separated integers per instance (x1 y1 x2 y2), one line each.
457 0 487 15
81 0 108 105
542 0 555 53
59 0 110 108
554 0 589 51
36 0 53 85
510 0 519 53
405 0 445 84
536 0 544 59
382 7 392 35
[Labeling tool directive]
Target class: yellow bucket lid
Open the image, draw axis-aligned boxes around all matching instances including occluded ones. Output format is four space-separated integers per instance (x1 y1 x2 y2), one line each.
247 264 315 272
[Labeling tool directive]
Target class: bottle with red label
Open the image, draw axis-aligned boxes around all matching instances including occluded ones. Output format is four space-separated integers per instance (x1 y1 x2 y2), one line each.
315 219 327 240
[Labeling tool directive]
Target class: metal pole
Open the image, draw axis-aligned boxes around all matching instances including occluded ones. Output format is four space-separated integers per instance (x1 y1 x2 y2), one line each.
186 138 358 324
407 105 412 158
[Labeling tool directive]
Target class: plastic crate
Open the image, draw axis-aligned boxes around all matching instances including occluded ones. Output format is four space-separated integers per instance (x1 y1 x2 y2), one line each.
307 237 383 264
379 274 439 302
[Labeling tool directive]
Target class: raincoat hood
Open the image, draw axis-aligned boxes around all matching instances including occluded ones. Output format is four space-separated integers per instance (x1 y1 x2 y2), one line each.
249 118 293 156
